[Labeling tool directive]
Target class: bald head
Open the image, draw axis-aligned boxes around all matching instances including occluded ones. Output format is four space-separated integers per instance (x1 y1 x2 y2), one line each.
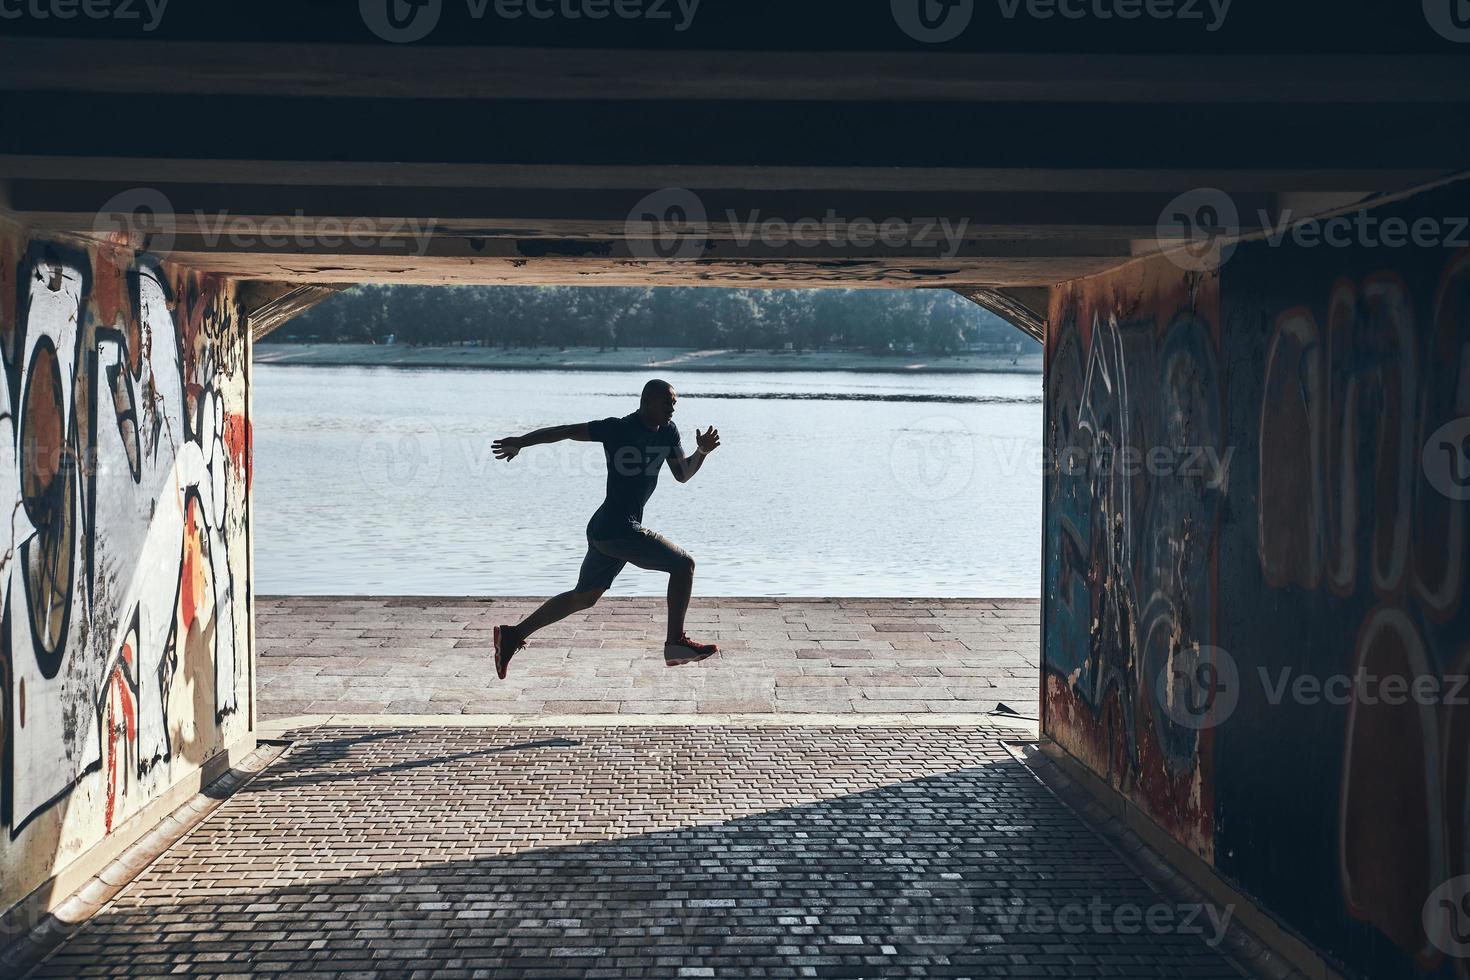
638 379 678 428
642 379 673 402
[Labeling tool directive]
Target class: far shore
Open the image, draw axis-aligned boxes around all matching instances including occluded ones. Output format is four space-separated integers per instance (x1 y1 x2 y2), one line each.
254 343 1044 374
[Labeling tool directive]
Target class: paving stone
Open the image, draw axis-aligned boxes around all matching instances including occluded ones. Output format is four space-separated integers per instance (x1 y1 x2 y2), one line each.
24 726 1246 979
257 598 1041 720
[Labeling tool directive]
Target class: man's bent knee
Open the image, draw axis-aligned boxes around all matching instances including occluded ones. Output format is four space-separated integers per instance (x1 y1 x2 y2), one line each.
672 554 695 577
574 588 605 608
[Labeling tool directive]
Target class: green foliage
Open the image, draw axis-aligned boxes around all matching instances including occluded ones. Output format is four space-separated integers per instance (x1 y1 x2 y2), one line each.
267 285 1026 354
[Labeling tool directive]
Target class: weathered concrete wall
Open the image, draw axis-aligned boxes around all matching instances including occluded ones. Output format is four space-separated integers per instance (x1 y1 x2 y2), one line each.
1042 179 1470 978
0 219 253 916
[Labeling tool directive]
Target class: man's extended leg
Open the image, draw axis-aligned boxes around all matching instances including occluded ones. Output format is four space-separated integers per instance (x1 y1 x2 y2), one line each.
494 588 605 680
494 543 623 679
516 588 605 638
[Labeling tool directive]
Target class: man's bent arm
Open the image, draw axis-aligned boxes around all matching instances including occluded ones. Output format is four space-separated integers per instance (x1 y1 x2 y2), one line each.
670 448 708 483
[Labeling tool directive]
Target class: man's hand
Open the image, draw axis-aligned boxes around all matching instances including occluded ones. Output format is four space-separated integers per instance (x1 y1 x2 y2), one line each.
492 436 525 461
696 426 721 454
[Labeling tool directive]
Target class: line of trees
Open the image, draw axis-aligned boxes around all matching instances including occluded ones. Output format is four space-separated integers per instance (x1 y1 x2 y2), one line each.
268 285 1026 354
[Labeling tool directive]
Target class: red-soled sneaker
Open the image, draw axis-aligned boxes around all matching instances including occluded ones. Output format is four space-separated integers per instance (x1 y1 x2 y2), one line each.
664 633 718 667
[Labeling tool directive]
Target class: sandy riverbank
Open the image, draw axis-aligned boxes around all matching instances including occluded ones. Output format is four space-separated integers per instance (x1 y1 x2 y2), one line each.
253 344 1044 374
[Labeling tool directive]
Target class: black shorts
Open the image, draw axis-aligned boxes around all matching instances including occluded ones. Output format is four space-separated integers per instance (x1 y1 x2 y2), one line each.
575 528 693 592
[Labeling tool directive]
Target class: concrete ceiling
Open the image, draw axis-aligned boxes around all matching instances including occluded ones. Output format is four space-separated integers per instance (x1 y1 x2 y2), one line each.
1 4 1467 297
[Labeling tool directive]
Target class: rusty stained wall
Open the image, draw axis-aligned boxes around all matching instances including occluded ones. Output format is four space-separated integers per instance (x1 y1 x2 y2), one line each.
1042 180 1470 979
0 220 253 916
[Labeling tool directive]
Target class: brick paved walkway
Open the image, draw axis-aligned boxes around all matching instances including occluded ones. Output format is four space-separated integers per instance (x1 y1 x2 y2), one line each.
258 598 1040 720
28 726 1248 979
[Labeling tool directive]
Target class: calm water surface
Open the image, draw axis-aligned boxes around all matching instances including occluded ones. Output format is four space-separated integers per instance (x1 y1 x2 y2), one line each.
252 367 1043 596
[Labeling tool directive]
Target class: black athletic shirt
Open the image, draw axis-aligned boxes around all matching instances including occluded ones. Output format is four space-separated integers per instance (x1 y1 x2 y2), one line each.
586 414 684 538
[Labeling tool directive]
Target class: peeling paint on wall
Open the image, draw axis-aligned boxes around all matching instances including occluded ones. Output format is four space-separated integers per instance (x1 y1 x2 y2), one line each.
1044 260 1224 858
1043 180 1470 980
0 225 251 916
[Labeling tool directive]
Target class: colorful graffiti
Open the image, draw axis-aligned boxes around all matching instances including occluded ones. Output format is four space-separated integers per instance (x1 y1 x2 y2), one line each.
1258 258 1470 973
0 229 250 909
1044 180 1470 980
1043 262 1227 856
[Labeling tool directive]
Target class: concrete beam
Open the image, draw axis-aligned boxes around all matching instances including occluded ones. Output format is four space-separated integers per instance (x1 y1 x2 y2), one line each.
952 287 1049 343
0 158 1429 195
5 95 1467 173
239 282 348 342
172 254 1105 290
1 42 1465 104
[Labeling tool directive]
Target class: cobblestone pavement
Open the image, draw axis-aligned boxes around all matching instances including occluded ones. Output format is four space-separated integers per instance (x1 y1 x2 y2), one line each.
30 726 1248 979
258 598 1041 719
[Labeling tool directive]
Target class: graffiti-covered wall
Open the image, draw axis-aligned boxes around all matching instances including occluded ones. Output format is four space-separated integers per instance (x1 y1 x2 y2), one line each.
0 220 253 916
1042 180 1470 978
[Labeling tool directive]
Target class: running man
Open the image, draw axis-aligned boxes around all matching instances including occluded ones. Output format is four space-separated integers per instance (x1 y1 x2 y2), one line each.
489 379 721 678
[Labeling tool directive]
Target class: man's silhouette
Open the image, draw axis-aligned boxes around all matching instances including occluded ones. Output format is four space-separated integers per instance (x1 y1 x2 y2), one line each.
490 379 721 678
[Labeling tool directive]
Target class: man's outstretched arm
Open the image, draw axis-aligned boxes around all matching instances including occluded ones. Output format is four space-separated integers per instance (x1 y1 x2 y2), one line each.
669 426 721 483
493 423 592 461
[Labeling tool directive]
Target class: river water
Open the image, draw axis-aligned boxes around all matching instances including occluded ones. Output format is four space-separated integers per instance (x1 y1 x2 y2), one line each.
251 366 1044 597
